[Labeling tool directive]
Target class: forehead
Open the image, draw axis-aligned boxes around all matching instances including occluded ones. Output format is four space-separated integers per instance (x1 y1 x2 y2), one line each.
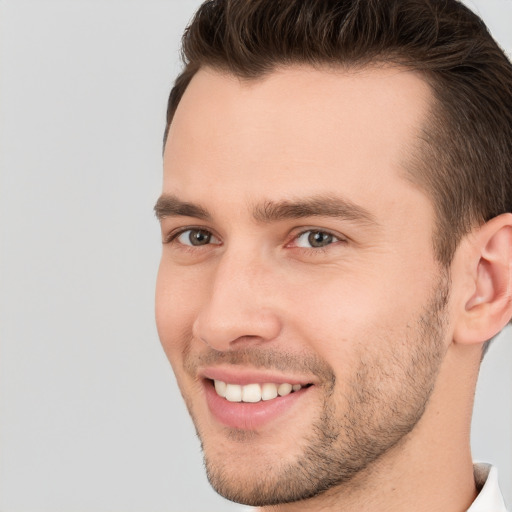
163 65 433 218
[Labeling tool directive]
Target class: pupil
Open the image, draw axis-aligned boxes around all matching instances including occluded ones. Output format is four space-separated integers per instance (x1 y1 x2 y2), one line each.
190 230 210 246
308 231 332 248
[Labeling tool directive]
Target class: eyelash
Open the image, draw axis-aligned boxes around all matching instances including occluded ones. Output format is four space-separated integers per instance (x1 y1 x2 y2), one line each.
163 227 217 246
164 227 346 252
291 229 344 251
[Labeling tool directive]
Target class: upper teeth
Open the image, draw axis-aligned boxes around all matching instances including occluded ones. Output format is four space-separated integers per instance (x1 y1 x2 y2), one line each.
214 380 303 403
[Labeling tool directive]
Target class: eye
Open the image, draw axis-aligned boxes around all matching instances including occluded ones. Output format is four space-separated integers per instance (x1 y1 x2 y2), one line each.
175 228 220 247
294 230 340 249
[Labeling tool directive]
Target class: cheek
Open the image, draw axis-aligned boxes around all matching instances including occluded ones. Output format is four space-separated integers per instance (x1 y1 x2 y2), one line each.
155 261 204 367
284 264 435 362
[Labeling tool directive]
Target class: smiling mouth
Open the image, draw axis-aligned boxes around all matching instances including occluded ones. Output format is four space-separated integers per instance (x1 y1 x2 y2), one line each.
211 379 313 403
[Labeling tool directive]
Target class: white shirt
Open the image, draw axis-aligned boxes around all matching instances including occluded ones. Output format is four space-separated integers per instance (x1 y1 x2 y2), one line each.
468 463 509 512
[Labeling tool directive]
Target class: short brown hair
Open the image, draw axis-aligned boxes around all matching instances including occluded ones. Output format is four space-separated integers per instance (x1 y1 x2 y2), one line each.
164 0 512 266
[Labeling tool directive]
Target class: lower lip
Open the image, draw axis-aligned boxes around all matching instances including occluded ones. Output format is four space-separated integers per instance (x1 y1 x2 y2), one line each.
204 381 311 430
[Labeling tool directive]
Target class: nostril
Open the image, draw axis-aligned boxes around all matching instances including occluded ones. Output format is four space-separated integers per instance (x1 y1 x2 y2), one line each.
199 336 213 348
193 301 283 352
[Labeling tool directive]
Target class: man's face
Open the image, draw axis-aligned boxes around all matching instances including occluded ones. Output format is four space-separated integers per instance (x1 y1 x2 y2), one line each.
156 66 451 506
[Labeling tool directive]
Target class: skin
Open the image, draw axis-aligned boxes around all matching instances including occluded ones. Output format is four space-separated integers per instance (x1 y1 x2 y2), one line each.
155 65 510 511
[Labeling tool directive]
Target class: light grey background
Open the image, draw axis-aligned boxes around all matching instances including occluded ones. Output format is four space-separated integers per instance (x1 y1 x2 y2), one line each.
0 1 510 511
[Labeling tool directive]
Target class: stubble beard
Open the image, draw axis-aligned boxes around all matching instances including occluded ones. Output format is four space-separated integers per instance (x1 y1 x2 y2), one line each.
187 272 450 507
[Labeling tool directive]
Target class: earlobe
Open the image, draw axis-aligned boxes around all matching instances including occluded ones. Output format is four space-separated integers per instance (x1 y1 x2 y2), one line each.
453 214 512 346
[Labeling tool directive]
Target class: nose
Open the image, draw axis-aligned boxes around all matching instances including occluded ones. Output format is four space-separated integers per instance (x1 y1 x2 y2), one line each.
192 250 283 351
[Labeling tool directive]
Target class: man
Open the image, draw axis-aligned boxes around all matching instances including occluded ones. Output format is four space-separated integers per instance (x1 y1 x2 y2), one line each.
154 0 512 510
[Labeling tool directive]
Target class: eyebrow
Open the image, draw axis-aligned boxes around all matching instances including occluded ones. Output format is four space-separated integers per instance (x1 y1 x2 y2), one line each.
154 193 377 226
154 194 211 221
252 195 377 225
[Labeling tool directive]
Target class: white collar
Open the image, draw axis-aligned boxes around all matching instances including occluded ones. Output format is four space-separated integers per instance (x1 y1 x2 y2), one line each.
467 463 508 511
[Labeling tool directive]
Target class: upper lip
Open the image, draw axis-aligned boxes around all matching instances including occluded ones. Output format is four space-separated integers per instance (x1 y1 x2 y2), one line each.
200 366 315 386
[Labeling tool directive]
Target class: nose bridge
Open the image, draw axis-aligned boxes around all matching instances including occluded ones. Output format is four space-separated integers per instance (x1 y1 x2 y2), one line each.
217 244 266 293
193 244 282 350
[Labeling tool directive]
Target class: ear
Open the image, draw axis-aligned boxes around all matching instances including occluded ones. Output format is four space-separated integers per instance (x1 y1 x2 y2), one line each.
453 213 512 346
